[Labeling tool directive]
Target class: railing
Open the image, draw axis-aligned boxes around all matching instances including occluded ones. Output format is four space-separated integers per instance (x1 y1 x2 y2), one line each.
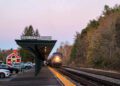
21 36 52 40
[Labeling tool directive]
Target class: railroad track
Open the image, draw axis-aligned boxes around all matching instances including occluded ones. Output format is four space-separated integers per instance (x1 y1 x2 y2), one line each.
57 68 98 86
62 66 120 80
56 67 120 86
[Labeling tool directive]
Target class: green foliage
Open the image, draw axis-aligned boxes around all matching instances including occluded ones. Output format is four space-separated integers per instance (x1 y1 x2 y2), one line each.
22 25 34 36
70 44 77 61
88 20 99 28
80 19 99 38
81 29 87 37
22 25 40 37
0 54 3 60
19 48 34 62
103 4 120 16
91 56 104 67
34 29 40 37
103 5 111 15
70 32 80 61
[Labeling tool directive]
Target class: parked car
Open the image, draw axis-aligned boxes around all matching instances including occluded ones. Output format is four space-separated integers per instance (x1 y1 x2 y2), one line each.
24 62 33 69
0 69 10 78
20 62 27 70
0 64 19 74
12 63 21 71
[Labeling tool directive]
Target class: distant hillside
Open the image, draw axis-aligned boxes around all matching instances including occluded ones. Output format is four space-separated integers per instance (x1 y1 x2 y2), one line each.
70 5 120 70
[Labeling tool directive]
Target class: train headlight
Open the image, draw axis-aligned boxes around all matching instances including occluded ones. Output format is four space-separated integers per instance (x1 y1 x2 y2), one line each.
54 56 62 63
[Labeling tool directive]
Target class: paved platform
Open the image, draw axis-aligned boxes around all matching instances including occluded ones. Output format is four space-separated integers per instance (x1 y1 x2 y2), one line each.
0 67 62 86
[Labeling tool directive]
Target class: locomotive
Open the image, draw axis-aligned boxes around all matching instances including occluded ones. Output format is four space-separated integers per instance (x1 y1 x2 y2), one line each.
47 52 63 67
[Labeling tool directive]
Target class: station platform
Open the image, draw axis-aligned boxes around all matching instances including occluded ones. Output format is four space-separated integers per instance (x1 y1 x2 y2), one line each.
0 67 63 86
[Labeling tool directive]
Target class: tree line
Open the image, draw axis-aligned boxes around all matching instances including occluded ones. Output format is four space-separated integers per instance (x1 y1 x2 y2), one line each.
22 25 40 37
70 5 120 70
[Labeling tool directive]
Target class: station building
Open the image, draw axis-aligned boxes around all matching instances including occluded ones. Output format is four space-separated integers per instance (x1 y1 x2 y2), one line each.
6 50 21 66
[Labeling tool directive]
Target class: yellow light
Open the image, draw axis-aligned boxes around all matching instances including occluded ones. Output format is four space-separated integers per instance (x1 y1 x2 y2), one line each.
48 67 76 86
54 56 62 62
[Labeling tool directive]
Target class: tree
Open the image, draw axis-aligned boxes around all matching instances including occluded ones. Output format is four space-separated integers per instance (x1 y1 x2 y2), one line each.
103 5 111 15
88 20 99 28
19 48 34 62
20 25 37 62
70 5 120 70
70 32 80 62
28 25 34 36
34 29 40 37
22 25 35 36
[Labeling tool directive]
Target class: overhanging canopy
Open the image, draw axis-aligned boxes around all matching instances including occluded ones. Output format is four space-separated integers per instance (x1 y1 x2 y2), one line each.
15 39 57 75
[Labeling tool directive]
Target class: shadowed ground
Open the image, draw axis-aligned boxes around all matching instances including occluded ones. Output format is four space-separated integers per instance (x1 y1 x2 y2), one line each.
0 67 62 86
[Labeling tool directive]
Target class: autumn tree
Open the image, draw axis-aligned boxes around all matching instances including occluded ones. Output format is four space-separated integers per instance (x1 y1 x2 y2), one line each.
70 5 120 70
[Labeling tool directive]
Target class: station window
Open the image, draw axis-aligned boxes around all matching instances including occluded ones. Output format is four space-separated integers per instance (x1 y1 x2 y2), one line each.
17 59 20 62
8 59 11 61
12 56 15 58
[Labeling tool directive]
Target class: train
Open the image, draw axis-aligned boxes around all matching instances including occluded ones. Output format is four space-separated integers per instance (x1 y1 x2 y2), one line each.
47 52 63 67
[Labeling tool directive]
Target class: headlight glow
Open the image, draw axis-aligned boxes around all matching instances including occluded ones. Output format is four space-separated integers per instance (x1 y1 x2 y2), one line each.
54 56 62 63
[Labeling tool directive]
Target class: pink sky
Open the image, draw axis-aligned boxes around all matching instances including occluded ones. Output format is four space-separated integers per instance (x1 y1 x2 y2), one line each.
0 0 120 51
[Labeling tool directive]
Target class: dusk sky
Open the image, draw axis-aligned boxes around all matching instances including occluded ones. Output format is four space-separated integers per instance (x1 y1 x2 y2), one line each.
0 0 120 52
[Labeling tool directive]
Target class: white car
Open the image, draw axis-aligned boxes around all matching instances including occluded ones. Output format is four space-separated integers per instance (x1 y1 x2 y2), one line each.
0 69 10 78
